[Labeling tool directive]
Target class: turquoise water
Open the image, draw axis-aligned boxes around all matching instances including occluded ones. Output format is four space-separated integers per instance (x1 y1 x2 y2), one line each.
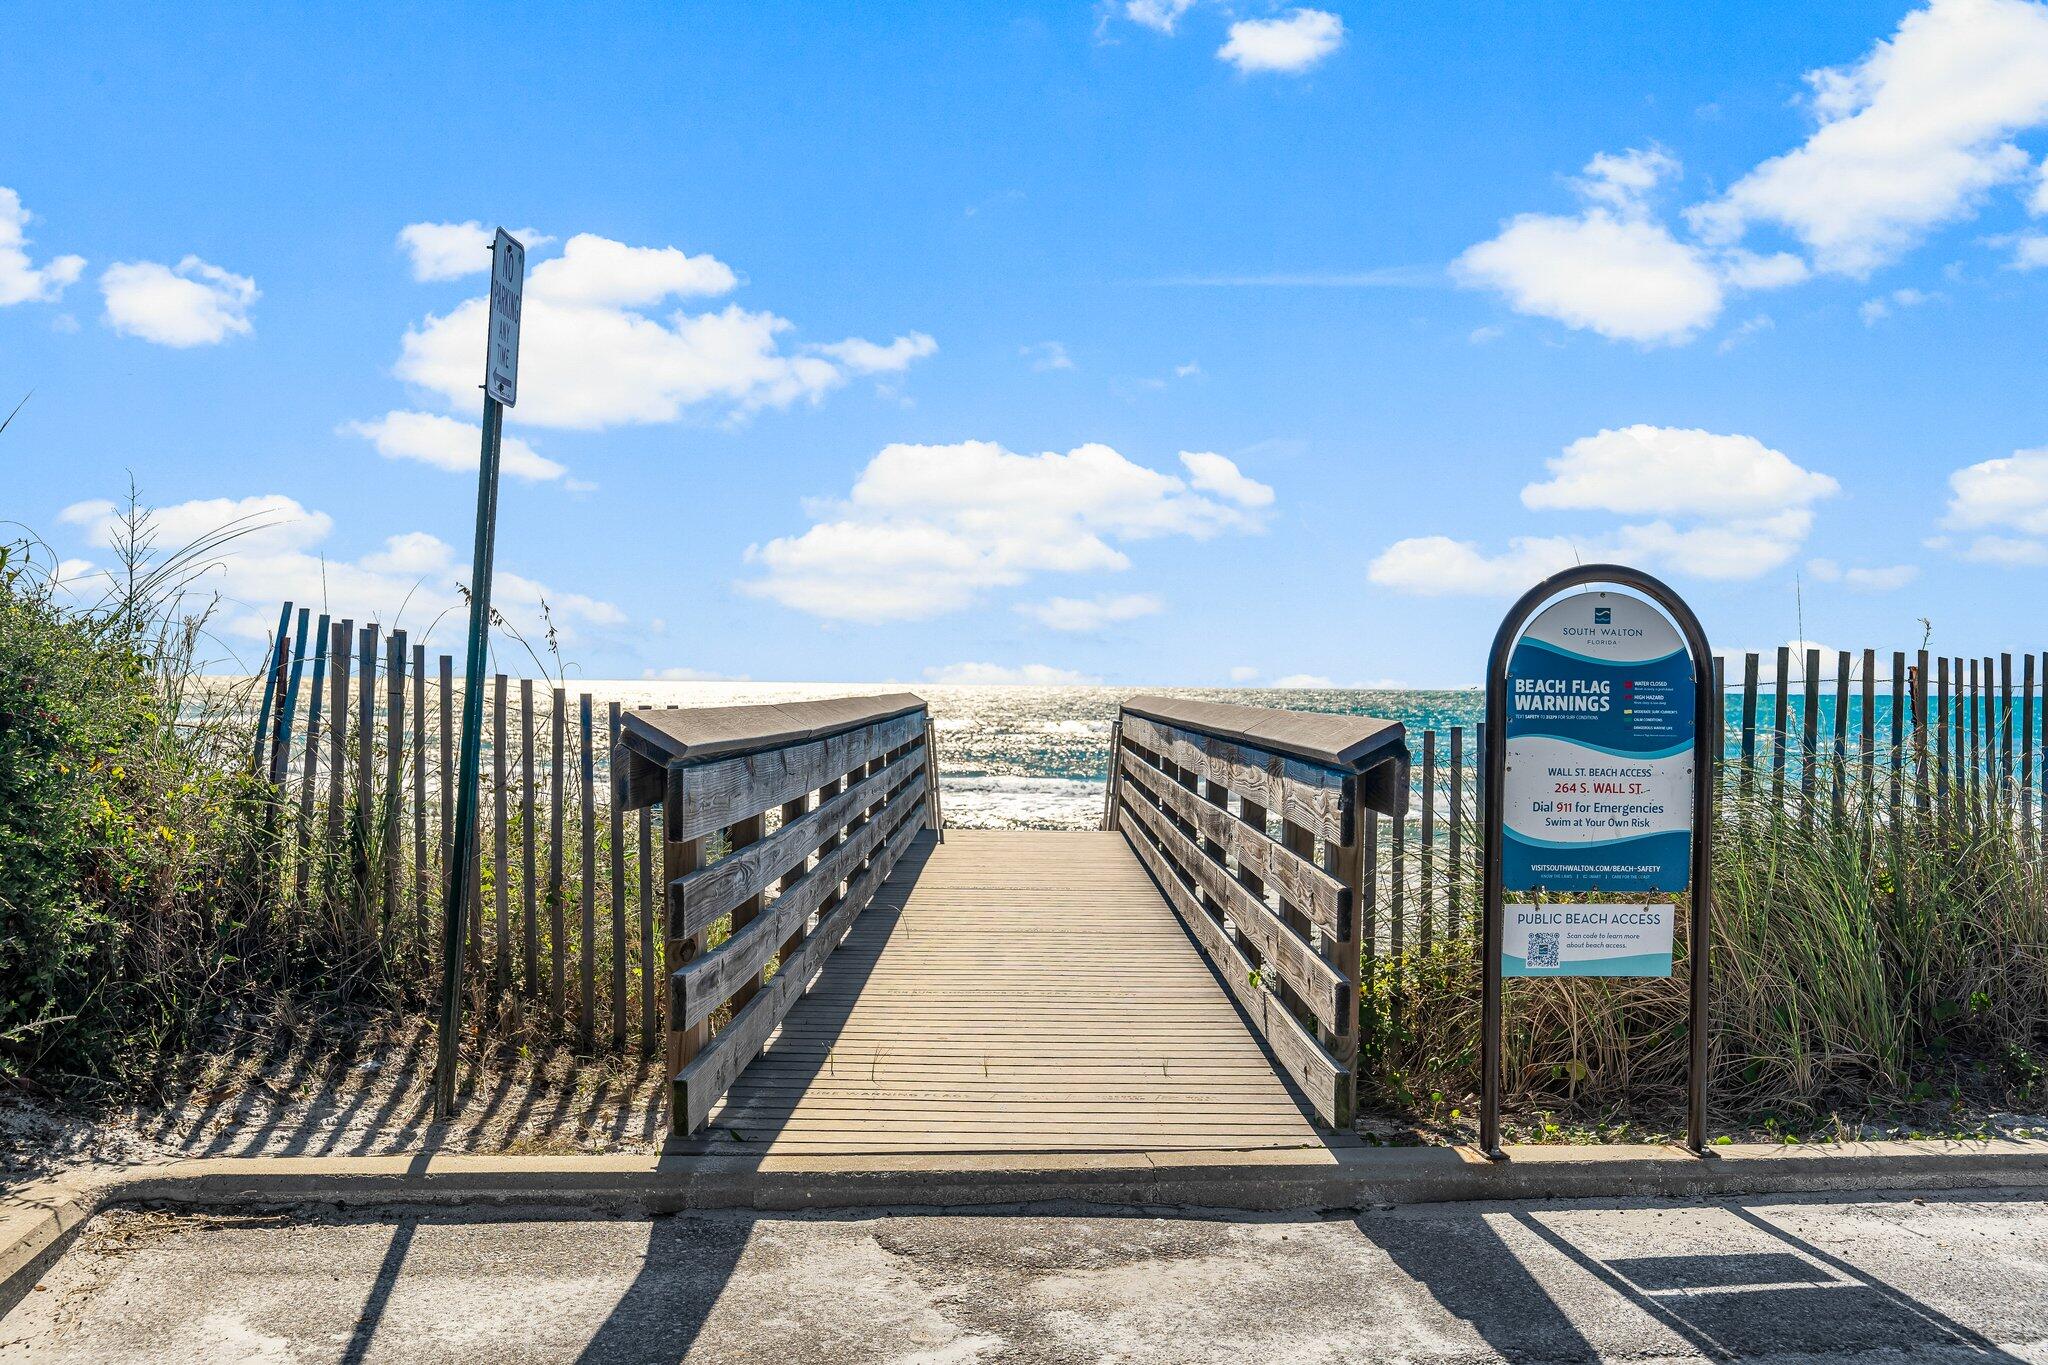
231 672 2021 832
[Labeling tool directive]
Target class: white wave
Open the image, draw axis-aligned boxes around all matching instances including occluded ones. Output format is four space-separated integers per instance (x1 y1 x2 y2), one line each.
938 774 1106 831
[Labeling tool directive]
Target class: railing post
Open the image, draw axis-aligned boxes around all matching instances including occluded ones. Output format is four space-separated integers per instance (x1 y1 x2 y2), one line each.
1103 719 1124 831
1327 775 1369 1130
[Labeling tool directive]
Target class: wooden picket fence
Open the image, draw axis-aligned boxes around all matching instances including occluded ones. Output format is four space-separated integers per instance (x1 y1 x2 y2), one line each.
248 603 665 1056
1361 645 2048 962
244 596 2048 1050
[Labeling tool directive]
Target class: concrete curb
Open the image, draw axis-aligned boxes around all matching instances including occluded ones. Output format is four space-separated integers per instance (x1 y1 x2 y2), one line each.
7 1138 2047 1308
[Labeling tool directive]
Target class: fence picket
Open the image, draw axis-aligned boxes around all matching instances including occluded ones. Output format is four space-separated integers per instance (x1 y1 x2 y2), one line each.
294 614 330 906
579 693 596 1054
549 686 567 1023
493 674 510 1015
609 701 628 1050
522 679 538 998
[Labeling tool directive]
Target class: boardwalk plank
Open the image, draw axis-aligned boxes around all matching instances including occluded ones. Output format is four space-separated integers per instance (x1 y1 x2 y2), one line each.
699 829 1334 1155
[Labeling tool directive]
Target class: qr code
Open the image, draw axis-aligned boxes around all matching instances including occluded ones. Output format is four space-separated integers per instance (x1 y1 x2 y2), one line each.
1527 933 1560 969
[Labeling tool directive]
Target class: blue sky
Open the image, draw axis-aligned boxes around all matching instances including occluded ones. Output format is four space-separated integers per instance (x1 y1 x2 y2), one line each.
6 1 2048 686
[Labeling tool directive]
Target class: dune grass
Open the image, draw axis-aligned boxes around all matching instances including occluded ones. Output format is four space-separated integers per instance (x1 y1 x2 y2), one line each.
1361 765 2048 1134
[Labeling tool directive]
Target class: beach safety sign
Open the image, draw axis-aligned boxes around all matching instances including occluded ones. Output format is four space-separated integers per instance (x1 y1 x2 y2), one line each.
1502 592 1694 895
1503 901 1674 976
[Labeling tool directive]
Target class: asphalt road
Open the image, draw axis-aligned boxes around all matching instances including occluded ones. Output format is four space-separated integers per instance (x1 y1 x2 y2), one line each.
5 1190 2045 1363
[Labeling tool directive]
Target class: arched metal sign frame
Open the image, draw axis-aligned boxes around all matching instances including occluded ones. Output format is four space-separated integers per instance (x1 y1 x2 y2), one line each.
1479 563 1716 1159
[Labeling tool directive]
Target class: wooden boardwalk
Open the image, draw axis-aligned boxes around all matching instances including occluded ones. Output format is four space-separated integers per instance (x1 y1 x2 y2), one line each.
698 829 1334 1155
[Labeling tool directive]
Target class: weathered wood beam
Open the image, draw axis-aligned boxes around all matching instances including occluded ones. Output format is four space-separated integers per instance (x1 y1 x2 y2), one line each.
1115 744 1346 936
1119 758 1347 1033
1119 794 1345 1127
662 712 926 842
667 742 925 939
672 803 926 1133
670 772 926 1033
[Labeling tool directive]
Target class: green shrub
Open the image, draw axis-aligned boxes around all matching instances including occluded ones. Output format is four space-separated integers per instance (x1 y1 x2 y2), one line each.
0 511 272 1093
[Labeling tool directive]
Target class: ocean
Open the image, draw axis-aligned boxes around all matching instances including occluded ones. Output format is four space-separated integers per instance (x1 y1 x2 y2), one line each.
575 681 1489 829
233 672 1912 829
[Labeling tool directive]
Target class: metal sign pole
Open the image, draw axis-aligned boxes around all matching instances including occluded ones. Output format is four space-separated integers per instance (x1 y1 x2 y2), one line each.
434 229 523 1120
1478 563 1715 1159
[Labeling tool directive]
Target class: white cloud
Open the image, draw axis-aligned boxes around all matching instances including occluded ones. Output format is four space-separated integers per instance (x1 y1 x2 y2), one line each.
1522 425 1840 519
1217 8 1344 74
99 256 257 346
1367 534 1588 596
528 232 734 306
1807 557 1921 590
1717 249 1811 290
1023 341 1074 371
1688 0 2048 275
1941 444 2048 563
742 442 1270 622
1575 147 1682 210
1016 592 1164 631
55 492 620 647
1180 449 1276 507
2006 231 2048 266
395 221 554 282
923 661 1098 685
1859 285 1940 323
1124 0 1196 34
0 188 84 306
1228 665 1260 683
344 410 567 482
1371 424 1838 594
1454 149 1726 345
394 231 932 430
1270 673 1336 689
812 331 937 374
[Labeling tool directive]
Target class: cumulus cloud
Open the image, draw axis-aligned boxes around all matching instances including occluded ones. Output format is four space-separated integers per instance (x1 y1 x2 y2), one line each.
923 661 1098 685
344 410 567 482
1270 673 1337 689
812 331 937 373
1367 534 1588 597
55 492 620 646
0 188 85 306
1941 443 2048 563
1688 0 2048 275
1462 3 2048 343
1456 148 1743 345
1521 425 1840 519
393 230 933 429
1217 8 1344 73
100 256 257 346
1369 425 1838 594
742 442 1271 622
1016 592 1164 631
1123 0 1196 34
396 221 554 282
1181 450 1276 507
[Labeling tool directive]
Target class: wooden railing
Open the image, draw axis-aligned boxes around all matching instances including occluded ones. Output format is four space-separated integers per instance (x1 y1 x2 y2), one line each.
613 694 937 1134
1107 695 1408 1129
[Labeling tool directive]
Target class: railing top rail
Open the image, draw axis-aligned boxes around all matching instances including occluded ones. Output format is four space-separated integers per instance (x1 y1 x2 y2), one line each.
620 691 927 768
1120 693 1405 775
